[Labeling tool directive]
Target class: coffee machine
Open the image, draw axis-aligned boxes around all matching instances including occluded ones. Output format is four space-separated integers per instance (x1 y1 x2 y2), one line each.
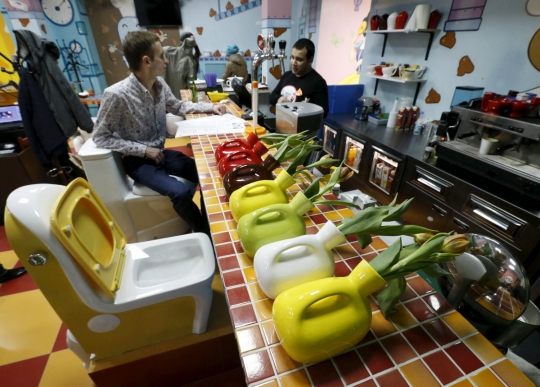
436 111 461 140
355 97 380 121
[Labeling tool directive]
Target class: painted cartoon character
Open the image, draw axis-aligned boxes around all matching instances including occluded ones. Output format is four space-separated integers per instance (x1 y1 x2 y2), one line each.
339 18 367 85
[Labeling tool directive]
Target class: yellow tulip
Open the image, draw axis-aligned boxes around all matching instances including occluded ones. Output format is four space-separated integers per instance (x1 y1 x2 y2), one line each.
413 233 435 246
441 234 469 255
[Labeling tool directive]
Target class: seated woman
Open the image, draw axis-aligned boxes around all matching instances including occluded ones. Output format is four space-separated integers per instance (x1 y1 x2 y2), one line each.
222 45 249 84
163 32 201 99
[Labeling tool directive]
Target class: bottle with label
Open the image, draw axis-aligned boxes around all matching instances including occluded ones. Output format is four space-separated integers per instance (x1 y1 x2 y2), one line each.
413 111 425 135
190 76 198 103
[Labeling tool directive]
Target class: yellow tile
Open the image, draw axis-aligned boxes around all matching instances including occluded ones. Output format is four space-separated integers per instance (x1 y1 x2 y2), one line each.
39 349 96 387
371 311 397 337
338 208 355 218
270 345 303 374
204 196 219 205
324 211 343 221
205 189 217 197
260 320 280 345
243 267 257 283
469 369 505 387
307 206 320 214
254 299 274 321
237 253 253 268
221 203 230 211
303 217 314 227
449 380 474 387
464 333 504 364
210 222 228 233
0 250 21 269
164 137 190 147
206 204 221 214
253 380 279 387
370 237 388 250
443 312 478 338
491 359 536 387
401 360 441 387
0 290 62 366
236 325 265 354
477 298 500 315
230 230 240 241
249 282 268 301
279 369 312 387
200 178 213 184
389 304 417 330
227 220 237 230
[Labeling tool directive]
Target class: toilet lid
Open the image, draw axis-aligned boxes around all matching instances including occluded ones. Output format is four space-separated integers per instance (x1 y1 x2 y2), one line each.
50 178 127 298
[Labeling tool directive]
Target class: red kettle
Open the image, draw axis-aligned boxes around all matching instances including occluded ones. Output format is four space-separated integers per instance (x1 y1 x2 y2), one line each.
218 150 263 178
215 132 267 161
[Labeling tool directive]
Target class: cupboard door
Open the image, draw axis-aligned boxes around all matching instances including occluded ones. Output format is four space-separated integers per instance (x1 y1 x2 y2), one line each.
401 181 452 231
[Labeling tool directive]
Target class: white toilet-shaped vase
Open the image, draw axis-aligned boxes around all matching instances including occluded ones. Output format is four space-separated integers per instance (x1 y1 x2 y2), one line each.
5 179 216 365
78 139 197 243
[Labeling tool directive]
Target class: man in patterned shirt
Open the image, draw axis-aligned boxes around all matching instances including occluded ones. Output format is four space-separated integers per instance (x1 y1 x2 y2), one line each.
93 31 226 234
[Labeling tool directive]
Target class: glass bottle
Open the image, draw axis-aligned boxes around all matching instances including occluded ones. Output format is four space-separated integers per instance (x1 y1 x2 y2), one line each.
190 76 197 103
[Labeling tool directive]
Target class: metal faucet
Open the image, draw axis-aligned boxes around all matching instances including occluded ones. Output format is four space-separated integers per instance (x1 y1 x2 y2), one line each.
251 34 287 84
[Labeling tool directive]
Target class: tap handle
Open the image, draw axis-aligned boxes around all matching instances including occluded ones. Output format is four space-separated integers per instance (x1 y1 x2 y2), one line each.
271 40 276 51
279 40 286 50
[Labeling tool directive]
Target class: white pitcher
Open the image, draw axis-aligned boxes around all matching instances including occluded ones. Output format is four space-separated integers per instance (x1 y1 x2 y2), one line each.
254 221 346 299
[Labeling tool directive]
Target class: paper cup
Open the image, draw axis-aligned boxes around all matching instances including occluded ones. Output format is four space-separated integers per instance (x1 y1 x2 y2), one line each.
479 138 499 155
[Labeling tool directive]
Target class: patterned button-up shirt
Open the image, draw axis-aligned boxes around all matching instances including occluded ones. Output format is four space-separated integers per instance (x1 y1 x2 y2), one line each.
92 73 213 157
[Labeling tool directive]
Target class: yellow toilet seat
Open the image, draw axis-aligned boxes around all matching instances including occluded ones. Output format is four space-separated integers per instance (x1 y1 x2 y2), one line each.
50 178 127 298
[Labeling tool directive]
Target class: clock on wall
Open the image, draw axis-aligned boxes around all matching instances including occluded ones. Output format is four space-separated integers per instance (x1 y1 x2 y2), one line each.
41 0 74 26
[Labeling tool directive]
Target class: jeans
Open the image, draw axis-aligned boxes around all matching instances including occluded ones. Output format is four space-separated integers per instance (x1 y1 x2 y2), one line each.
123 150 210 235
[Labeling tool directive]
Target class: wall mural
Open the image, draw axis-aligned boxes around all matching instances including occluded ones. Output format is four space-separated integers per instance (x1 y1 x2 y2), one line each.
440 31 456 49
210 0 261 21
526 0 540 16
527 1 540 71
425 88 441 104
84 0 180 86
444 0 487 32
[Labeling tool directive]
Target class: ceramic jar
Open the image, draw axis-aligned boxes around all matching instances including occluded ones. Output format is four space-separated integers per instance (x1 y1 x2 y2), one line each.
229 169 295 221
218 149 263 178
214 132 267 162
237 192 314 258
272 260 386 364
223 155 280 197
253 220 346 299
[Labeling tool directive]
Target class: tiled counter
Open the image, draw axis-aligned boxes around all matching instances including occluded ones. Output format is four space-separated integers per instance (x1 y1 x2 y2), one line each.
191 132 535 387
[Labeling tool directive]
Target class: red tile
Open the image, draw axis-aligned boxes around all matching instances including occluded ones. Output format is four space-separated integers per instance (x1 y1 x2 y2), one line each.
0 268 38 296
227 286 251 306
306 226 319 235
407 276 435 296
423 350 463 385
0 226 12 252
310 214 327 224
218 256 240 271
222 270 245 287
357 342 394 376
368 296 380 312
376 369 409 387
361 252 378 262
355 381 377 387
307 359 344 387
234 241 244 254
219 195 228 203
345 257 362 270
445 342 484 374
213 232 231 245
404 298 436 322
423 319 458 346
201 184 215 191
242 349 274 384
0 354 49 387
199 172 212 178
223 211 234 220
346 234 357 242
334 261 352 277
422 293 454 315
333 350 369 385
316 204 333 212
381 334 417 365
52 323 69 352
402 326 438 355
209 213 225 222
351 241 373 255
399 284 417 301
358 330 376 345
216 243 236 258
230 304 257 328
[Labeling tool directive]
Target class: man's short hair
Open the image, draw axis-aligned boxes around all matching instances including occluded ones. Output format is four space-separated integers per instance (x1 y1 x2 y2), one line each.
293 38 315 60
123 31 160 72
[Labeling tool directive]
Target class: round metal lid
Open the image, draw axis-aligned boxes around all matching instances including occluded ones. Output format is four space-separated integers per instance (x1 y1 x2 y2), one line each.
446 234 529 323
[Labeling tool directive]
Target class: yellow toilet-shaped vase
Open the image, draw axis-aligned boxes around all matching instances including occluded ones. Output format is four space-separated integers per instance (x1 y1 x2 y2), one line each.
4 179 216 365
272 260 386 364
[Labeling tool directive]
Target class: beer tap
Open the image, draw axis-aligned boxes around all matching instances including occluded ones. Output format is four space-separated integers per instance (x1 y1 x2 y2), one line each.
251 33 287 84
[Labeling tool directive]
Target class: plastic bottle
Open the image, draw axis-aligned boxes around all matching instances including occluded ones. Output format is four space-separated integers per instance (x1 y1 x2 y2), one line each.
252 81 259 131
413 111 425 135
190 76 197 103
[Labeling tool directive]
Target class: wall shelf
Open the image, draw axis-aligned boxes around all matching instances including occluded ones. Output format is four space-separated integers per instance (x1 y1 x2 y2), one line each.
367 29 440 60
364 74 426 105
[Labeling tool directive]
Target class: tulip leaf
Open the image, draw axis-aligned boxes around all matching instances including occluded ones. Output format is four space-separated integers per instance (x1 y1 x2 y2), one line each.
303 177 324 200
313 199 359 208
382 197 413 222
369 238 402 274
337 206 390 237
376 277 406 318
356 233 372 249
421 263 452 278
375 225 438 236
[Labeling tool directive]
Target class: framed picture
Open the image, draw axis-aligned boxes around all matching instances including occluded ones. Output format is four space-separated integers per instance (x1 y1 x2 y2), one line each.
323 125 337 156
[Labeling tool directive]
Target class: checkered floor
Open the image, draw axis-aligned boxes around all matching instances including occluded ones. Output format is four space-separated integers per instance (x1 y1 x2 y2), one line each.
0 137 194 386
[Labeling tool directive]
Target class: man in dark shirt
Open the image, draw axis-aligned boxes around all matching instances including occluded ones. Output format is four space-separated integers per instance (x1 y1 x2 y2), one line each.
269 38 329 118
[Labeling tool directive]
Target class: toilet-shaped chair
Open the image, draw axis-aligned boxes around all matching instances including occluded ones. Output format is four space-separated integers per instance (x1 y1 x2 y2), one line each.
78 139 197 243
5 178 215 365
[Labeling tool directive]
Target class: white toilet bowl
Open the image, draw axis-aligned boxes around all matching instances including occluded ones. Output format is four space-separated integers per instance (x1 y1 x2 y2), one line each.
78 139 197 243
5 179 216 362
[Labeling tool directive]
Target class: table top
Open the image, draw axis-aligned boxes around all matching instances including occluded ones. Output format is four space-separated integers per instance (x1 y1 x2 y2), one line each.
191 133 534 387
79 93 103 105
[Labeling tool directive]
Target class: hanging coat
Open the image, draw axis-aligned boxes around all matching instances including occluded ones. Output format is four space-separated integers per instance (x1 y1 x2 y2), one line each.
163 39 198 99
14 30 93 137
